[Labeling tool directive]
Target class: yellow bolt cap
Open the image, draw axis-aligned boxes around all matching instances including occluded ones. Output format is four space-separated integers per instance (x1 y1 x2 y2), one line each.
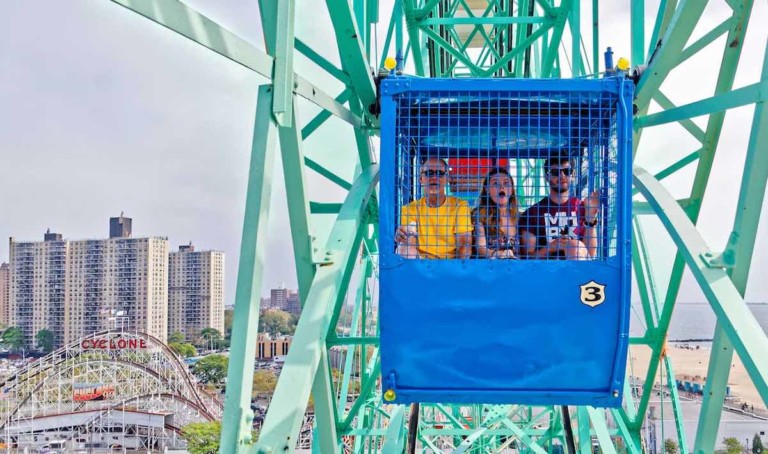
384 57 397 71
383 389 396 401
617 57 630 71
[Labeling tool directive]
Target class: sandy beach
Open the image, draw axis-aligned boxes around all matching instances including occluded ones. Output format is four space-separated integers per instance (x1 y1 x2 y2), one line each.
627 345 766 411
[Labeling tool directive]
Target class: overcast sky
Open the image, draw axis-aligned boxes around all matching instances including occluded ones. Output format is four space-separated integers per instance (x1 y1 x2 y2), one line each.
1 1 767 307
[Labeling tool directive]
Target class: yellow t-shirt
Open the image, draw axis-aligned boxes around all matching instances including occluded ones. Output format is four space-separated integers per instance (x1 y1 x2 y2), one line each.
400 196 473 259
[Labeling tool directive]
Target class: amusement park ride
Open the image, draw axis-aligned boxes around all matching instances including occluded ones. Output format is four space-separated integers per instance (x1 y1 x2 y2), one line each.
85 0 768 452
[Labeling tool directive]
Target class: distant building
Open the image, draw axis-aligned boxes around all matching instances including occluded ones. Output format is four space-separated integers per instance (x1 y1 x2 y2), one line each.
256 332 291 360
270 286 299 313
270 287 289 311
168 244 225 342
8 216 169 348
109 213 132 239
285 293 301 316
0 263 9 326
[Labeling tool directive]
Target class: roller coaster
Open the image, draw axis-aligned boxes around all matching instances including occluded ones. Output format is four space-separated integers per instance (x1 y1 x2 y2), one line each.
0 331 219 451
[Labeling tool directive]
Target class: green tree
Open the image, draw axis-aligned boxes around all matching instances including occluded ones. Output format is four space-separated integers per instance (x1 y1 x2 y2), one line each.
723 437 744 454
192 354 229 384
181 421 221 454
252 370 278 397
35 329 55 353
181 421 257 454
169 342 198 358
664 438 679 454
199 328 222 350
754 434 764 454
1 327 24 352
169 331 186 343
259 310 296 336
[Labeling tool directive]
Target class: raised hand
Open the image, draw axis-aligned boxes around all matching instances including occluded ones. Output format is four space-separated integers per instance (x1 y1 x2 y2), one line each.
583 190 600 224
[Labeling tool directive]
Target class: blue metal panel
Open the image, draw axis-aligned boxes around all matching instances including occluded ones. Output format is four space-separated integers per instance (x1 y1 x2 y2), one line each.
379 76 633 407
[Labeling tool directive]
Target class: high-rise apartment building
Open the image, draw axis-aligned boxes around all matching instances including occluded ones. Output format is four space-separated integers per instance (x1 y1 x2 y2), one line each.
270 287 289 311
8 217 169 348
285 293 301 316
0 263 9 326
270 286 300 313
168 244 224 342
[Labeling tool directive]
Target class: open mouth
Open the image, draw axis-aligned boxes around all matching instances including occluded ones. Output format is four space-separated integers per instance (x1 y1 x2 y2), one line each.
498 191 507 197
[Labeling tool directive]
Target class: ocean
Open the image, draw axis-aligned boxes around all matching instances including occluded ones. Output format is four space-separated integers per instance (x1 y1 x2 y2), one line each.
629 303 768 343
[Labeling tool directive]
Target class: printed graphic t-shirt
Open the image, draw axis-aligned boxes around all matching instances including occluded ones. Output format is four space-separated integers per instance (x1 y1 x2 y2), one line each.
519 197 586 250
400 196 473 259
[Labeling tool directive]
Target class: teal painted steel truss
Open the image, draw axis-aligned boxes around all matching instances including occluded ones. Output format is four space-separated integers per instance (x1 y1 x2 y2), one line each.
103 0 768 452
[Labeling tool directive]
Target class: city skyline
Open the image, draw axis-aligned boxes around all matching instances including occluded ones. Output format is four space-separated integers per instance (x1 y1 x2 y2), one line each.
2 215 227 349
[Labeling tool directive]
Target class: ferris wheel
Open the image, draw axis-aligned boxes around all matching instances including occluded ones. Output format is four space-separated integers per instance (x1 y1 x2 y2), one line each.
104 1 768 453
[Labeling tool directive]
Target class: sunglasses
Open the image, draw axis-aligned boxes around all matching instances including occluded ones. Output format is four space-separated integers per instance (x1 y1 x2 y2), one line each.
421 169 447 178
548 168 573 177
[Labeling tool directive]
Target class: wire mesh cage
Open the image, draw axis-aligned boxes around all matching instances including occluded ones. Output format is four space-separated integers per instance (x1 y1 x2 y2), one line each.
379 76 633 406
392 89 620 261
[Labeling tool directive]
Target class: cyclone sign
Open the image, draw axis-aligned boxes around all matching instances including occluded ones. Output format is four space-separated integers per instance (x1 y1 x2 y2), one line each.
81 337 148 350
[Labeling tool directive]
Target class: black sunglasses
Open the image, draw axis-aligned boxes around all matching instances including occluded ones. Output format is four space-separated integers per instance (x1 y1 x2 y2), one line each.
548 168 573 177
421 169 447 178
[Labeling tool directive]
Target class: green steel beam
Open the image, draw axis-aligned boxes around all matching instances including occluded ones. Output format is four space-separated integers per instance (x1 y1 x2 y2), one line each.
676 17 733 68
221 85 278 452
591 0 599 76
631 0 753 429
630 0 645 67
313 349 342 454
277 98 316 304
254 166 379 453
631 149 701 197
647 0 676 61
535 0 556 17
587 408 618 454
652 91 705 142
695 34 767 453
540 1 571 78
483 24 552 76
662 354 689 454
568 0 583 76
497 419 548 454
272 0 297 126
381 406 407 454
109 0 359 127
631 216 659 329
576 407 591 454
335 266 368 412
302 89 353 140
611 408 642 454
295 39 350 84
633 165 768 405
326 0 378 107
635 0 708 106
636 80 767 129
693 327 733 454
422 16 547 25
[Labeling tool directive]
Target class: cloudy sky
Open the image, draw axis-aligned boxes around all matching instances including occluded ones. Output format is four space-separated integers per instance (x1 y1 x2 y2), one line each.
1 1 767 307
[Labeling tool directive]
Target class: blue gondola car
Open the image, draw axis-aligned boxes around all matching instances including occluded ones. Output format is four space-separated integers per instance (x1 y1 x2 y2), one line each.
379 76 633 407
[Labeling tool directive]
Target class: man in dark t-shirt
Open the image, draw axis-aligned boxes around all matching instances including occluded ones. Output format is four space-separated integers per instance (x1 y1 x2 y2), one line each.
520 156 599 259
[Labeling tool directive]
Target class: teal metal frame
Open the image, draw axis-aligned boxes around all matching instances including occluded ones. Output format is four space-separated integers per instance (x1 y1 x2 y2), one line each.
101 0 768 452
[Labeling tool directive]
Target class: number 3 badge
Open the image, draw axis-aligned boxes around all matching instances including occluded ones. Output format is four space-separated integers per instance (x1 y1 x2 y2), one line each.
579 280 606 307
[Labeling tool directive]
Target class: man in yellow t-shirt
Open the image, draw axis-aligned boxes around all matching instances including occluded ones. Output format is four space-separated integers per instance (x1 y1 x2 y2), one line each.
395 157 473 259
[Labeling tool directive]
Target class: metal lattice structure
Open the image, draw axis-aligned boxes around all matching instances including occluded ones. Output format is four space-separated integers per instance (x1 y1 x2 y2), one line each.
91 0 768 453
0 331 220 450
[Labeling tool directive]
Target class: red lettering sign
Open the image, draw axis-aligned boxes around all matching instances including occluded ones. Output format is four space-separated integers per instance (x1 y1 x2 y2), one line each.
80 337 149 350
